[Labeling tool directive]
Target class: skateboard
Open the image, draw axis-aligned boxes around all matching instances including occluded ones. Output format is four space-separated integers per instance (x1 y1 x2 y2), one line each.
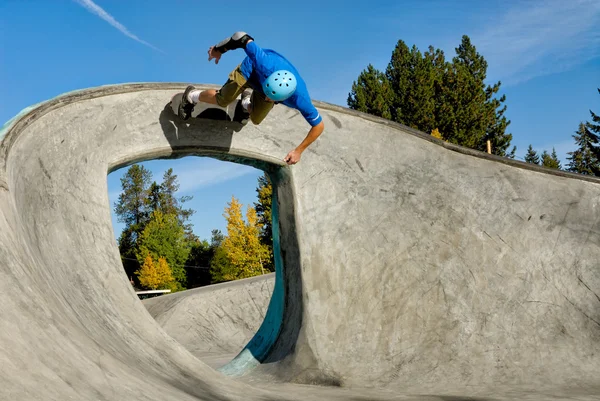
169 92 249 125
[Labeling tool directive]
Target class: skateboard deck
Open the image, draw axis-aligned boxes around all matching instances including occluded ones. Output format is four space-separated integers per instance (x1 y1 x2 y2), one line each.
169 92 249 125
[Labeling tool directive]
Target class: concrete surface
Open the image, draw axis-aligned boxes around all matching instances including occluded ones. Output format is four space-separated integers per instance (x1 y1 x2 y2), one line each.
144 273 275 368
1 82 600 400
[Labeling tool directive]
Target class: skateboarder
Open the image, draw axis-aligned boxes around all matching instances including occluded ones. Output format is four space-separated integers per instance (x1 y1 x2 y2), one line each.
178 32 324 165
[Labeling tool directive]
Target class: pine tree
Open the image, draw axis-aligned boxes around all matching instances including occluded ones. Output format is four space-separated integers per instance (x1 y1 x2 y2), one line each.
348 35 515 157
566 88 600 176
209 245 236 283
385 40 420 127
524 145 540 165
184 238 212 287
541 148 562 170
147 168 196 240
347 64 392 120
114 164 153 240
566 122 600 176
254 173 274 272
451 35 513 155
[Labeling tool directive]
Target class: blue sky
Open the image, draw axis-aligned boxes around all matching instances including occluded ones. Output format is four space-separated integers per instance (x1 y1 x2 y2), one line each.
1 0 599 242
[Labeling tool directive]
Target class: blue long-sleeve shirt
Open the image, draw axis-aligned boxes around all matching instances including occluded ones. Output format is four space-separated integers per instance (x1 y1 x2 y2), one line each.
239 41 322 127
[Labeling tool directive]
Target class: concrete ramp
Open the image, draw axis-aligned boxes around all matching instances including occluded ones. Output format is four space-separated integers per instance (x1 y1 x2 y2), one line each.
144 273 275 369
1 83 599 400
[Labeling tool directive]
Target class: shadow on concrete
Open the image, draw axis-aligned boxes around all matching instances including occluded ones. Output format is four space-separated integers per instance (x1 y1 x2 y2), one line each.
158 101 239 156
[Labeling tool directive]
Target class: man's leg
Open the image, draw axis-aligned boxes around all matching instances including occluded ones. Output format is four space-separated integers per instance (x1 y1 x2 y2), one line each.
247 90 275 125
179 65 247 119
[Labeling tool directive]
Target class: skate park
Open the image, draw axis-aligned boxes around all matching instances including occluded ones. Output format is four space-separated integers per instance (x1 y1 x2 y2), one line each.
1 82 599 400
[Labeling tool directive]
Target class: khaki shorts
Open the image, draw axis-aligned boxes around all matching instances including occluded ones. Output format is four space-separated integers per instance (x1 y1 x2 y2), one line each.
215 65 274 124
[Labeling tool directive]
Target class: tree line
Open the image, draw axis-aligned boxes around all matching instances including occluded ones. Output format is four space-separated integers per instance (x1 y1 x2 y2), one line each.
114 165 274 292
347 35 600 177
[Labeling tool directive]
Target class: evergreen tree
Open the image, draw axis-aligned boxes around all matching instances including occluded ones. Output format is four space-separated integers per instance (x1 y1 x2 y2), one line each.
136 210 190 291
254 173 274 272
114 164 152 284
541 148 562 170
210 229 225 248
210 245 235 283
159 169 194 222
348 35 515 157
118 227 139 286
451 35 513 155
566 88 600 176
524 145 540 165
146 182 162 213
114 164 153 240
147 168 196 240
185 238 212 288
347 64 392 119
588 88 600 134
385 40 421 128
566 122 600 176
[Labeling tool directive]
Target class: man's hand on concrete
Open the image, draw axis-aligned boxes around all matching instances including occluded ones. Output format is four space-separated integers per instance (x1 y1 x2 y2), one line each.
284 149 302 165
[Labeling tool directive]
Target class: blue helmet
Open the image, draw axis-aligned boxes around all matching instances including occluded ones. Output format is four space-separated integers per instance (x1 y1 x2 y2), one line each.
262 70 297 102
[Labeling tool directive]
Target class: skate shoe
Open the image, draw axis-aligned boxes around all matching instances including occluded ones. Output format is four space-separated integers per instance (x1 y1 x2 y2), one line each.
178 85 196 120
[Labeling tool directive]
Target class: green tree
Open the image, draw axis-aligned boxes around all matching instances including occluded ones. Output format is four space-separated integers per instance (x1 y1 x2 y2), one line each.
347 64 393 119
210 229 225 248
114 164 153 240
524 145 540 165
159 168 195 232
254 173 274 272
209 244 235 283
136 210 190 291
566 122 600 176
210 196 270 282
185 238 212 287
146 182 162 214
541 148 562 170
348 35 515 157
118 226 139 286
450 35 513 156
566 89 600 176
145 168 196 240
114 164 153 285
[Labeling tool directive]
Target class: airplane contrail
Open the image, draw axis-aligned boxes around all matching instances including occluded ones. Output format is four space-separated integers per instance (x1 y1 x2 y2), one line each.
73 0 164 53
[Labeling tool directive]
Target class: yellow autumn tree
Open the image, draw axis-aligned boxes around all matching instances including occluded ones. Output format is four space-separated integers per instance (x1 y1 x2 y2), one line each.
431 128 444 140
136 254 175 290
210 196 271 282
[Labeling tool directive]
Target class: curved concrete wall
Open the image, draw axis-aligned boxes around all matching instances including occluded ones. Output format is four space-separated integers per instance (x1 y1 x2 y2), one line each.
144 274 275 368
1 83 599 400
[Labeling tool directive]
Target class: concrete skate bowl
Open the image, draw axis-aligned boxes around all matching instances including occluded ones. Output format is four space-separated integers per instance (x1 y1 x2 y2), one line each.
1 82 600 401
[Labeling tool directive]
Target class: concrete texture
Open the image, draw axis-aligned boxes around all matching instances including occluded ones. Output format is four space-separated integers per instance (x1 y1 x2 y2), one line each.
143 273 275 368
1 82 600 400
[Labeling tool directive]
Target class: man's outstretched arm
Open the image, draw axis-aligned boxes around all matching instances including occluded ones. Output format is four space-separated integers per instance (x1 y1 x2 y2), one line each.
208 32 254 64
284 121 325 165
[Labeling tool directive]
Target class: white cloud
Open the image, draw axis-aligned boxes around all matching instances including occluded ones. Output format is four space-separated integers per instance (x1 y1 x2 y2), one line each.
73 0 164 53
473 0 600 85
154 158 259 194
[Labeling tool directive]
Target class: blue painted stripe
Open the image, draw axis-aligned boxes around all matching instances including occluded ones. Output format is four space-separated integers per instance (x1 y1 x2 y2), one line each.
219 169 285 376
